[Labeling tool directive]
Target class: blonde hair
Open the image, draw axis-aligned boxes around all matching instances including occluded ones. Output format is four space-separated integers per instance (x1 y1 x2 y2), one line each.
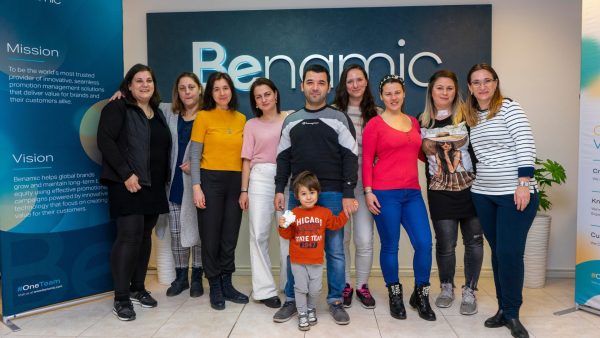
420 70 463 128
462 63 503 127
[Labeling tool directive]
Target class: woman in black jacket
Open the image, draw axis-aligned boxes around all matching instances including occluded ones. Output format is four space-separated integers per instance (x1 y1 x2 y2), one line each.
97 63 171 321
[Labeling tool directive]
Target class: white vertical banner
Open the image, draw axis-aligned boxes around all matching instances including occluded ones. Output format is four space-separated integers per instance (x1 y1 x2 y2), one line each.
576 0 600 312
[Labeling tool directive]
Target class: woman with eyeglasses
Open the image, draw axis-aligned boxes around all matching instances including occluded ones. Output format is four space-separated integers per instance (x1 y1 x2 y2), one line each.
419 70 483 316
362 74 435 321
456 63 537 338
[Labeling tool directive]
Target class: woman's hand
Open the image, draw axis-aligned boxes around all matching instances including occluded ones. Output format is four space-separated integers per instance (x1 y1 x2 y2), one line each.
124 174 141 193
180 161 191 175
193 184 206 209
365 192 381 215
514 185 530 211
239 192 249 210
109 90 123 101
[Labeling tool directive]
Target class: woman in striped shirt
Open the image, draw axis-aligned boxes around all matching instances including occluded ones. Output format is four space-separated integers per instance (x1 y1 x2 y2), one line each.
457 63 538 338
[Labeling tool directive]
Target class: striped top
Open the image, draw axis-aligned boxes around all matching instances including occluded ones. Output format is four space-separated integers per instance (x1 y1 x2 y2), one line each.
470 99 537 195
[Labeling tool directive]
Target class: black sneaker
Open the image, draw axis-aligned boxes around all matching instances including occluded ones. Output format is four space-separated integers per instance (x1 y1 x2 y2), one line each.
130 290 158 308
273 300 297 323
113 300 136 321
342 283 353 308
356 284 376 309
260 296 282 308
329 300 350 325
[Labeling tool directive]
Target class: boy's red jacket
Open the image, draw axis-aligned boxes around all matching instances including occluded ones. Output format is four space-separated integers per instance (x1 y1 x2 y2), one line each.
279 206 348 264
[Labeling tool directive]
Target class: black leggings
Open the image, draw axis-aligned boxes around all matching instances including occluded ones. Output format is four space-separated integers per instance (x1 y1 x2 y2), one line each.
111 214 158 301
198 169 242 279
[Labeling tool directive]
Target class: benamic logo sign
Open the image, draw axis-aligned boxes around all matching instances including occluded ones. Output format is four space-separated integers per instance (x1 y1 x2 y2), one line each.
193 39 442 91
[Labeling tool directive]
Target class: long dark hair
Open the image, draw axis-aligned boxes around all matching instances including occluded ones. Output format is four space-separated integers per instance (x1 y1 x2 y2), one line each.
332 64 378 126
119 63 161 108
202 72 238 111
249 77 281 117
171 72 203 114
436 142 458 173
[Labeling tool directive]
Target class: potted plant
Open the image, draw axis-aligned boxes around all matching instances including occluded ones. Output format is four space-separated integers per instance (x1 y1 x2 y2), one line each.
524 158 567 288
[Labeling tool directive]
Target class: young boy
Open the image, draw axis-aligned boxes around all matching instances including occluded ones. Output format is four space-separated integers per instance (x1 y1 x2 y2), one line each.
278 171 351 331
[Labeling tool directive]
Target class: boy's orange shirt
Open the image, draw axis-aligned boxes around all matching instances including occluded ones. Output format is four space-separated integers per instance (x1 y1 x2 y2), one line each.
278 205 348 264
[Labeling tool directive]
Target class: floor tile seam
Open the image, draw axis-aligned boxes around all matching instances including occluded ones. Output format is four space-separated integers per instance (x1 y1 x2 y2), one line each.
150 299 188 338
372 311 384 338
226 300 248 338
439 314 460 338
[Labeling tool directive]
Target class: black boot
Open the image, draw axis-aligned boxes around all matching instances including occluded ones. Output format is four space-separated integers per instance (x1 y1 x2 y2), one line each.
190 267 204 297
387 283 406 319
208 276 225 310
409 284 436 321
506 318 529 338
221 273 249 304
166 268 189 297
484 309 506 328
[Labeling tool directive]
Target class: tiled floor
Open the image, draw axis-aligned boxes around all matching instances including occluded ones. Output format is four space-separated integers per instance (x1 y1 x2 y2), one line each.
1 276 599 337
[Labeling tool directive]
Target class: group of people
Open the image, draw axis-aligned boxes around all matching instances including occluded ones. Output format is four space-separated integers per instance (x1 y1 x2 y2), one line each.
97 61 537 338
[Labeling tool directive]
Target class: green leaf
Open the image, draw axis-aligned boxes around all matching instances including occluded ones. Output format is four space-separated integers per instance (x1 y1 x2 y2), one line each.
534 158 567 212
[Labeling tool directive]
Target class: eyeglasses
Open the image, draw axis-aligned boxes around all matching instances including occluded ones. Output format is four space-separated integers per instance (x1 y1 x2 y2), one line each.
470 78 496 87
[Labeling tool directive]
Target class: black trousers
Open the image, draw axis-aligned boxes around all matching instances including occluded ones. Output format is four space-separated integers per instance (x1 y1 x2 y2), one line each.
198 169 243 279
111 213 158 301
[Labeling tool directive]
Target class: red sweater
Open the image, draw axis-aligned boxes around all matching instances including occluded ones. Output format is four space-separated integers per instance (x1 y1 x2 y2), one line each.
362 115 422 190
279 206 348 264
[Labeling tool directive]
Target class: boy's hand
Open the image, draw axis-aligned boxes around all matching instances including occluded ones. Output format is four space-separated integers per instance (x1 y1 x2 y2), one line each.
280 210 295 228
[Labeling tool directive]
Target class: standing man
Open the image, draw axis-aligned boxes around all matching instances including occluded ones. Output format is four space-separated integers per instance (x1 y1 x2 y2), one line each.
273 64 359 325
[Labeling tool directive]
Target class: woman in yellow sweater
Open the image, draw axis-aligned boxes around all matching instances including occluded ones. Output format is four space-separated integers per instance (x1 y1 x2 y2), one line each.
189 72 247 310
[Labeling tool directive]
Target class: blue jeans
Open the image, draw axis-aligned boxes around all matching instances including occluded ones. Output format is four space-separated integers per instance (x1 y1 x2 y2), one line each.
471 192 538 320
373 189 432 286
284 191 345 304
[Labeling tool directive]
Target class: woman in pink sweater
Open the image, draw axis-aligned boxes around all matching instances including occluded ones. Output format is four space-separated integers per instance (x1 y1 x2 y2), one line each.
362 75 434 322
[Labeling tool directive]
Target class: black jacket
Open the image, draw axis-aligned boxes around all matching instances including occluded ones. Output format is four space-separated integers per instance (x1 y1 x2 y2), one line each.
97 99 170 186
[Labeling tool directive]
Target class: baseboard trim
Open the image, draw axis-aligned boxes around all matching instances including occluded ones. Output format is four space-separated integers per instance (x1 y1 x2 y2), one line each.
148 266 575 278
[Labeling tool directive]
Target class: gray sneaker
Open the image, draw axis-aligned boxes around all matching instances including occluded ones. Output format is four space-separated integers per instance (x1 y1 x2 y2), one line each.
329 300 350 325
298 312 310 331
435 283 454 308
460 286 478 315
307 308 318 326
273 300 297 323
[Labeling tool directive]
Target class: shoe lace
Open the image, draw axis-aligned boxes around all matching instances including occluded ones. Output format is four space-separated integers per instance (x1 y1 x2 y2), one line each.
331 301 344 310
462 287 475 304
343 285 353 297
421 285 431 297
358 286 373 299
440 283 453 298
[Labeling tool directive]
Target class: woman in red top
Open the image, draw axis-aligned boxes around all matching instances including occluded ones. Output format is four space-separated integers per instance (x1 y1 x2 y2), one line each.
362 75 434 322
